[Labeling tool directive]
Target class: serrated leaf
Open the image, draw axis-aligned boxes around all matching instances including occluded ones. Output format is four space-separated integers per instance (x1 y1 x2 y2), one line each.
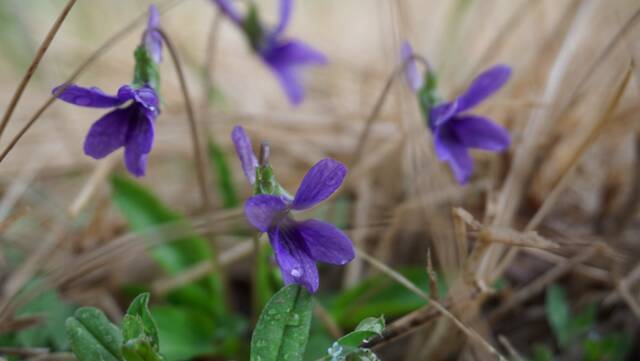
207 139 239 209
125 293 160 350
133 46 161 92
65 307 123 361
336 316 384 348
250 285 313 361
546 284 570 348
110 175 225 317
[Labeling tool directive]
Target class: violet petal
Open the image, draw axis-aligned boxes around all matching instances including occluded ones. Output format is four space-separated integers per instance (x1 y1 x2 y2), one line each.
244 194 288 232
270 224 319 293
429 101 458 128
231 126 259 184
211 0 242 25
53 84 126 108
144 5 163 63
451 115 510 151
83 107 132 159
292 158 347 210
123 107 155 177
434 125 473 184
456 64 511 113
296 219 354 265
272 0 293 37
401 41 423 92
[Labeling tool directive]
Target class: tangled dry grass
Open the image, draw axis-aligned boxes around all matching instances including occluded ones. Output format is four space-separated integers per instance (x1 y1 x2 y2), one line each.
0 0 639 360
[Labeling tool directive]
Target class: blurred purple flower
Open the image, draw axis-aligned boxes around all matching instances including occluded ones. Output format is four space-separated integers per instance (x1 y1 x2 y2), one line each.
211 0 327 105
231 125 259 184
429 65 512 184
52 84 159 177
143 4 163 63
244 159 354 293
401 42 423 92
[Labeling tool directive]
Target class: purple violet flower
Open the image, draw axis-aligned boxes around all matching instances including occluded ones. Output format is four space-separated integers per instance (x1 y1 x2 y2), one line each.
429 65 511 184
52 84 159 177
231 126 355 293
143 4 163 63
212 0 327 105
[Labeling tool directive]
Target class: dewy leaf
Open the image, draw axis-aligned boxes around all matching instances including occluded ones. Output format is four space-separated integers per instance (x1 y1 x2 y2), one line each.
111 175 225 318
250 284 313 361
133 45 161 92
336 316 384 348
125 293 160 350
65 307 123 361
546 284 571 348
207 139 239 209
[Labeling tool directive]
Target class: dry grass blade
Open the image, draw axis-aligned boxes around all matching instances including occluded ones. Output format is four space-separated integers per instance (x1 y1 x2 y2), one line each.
0 0 78 141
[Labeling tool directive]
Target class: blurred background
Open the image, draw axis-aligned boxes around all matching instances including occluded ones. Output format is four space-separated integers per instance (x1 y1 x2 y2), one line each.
0 0 639 360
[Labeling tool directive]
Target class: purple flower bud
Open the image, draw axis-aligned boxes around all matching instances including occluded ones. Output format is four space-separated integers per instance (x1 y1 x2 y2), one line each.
401 41 423 92
143 4 163 63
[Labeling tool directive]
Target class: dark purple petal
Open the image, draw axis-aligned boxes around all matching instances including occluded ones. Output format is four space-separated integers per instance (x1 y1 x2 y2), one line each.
231 126 259 184
211 0 242 25
117 86 159 111
434 125 473 184
144 5 163 63
451 115 510 151
292 158 346 210
263 39 328 67
455 64 511 113
244 194 288 232
296 219 354 265
262 40 327 105
270 66 304 105
53 84 126 108
123 107 155 177
83 107 132 159
429 101 458 128
270 224 319 293
272 0 293 37
401 41 423 92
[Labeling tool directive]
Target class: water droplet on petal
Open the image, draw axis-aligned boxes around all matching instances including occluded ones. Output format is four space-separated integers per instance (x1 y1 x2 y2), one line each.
290 268 302 278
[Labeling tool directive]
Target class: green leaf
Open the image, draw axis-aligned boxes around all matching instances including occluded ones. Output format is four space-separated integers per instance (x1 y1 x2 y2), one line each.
151 305 216 361
111 175 225 317
133 45 161 92
546 284 571 348
250 285 313 361
207 139 239 209
584 333 631 361
65 307 123 361
531 344 554 361
336 316 384 348
124 293 160 350
14 284 74 350
568 303 596 340
122 338 166 361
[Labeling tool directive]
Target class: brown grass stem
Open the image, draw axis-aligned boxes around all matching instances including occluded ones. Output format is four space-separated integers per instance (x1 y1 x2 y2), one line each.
0 0 78 141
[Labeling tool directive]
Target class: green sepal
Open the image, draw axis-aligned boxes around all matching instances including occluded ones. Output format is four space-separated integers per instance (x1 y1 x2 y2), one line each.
243 4 264 51
253 165 292 199
417 70 439 128
124 293 160 350
133 45 161 92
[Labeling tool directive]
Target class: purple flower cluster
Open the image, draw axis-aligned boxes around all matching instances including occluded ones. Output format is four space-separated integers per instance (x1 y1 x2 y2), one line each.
212 0 327 105
402 42 511 184
52 5 162 177
232 126 355 293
